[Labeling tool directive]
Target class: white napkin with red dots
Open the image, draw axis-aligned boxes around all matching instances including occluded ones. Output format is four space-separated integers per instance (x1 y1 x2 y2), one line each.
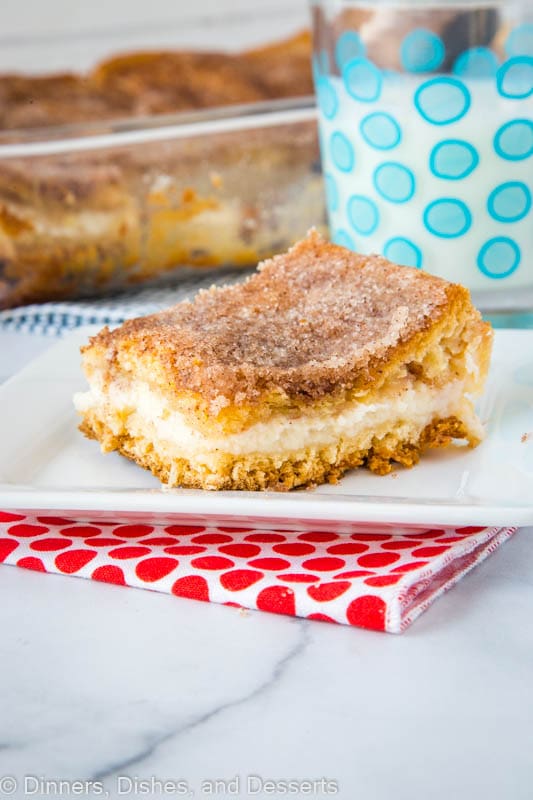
0 511 516 633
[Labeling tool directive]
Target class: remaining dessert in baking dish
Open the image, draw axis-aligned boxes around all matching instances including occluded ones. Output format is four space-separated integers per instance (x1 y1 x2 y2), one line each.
0 31 314 129
0 32 324 309
74 231 493 491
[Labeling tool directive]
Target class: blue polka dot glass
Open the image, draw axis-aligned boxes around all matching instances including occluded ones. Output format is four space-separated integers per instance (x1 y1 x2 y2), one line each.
311 1 533 318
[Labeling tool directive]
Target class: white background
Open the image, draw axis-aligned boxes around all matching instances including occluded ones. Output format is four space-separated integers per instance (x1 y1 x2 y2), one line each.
0 0 309 70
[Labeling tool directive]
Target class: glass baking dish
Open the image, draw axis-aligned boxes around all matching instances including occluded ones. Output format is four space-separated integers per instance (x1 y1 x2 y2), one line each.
0 7 325 309
0 98 325 309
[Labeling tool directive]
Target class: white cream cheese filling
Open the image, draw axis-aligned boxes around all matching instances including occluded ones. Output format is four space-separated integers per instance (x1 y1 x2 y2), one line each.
74 377 483 462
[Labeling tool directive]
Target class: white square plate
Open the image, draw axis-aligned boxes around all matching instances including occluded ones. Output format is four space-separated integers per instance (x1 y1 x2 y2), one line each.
2 327 532 530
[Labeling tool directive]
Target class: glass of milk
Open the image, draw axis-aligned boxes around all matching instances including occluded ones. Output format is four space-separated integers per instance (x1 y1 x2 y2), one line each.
311 0 533 317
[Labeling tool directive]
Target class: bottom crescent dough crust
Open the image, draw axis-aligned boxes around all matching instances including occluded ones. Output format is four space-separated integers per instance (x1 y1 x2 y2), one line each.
79 411 471 491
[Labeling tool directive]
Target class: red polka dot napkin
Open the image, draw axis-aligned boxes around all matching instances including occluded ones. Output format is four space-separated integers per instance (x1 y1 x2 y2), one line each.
0 511 516 633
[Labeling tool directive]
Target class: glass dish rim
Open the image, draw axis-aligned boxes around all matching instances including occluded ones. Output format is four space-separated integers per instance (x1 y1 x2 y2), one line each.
0 95 317 159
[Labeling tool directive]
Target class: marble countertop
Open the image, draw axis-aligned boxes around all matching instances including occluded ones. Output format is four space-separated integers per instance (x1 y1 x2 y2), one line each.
1 330 533 800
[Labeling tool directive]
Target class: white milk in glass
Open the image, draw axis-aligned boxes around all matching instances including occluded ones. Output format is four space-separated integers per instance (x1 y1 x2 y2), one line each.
315 26 533 297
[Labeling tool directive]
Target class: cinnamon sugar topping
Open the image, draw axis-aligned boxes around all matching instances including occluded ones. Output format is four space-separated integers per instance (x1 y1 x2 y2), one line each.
91 231 460 406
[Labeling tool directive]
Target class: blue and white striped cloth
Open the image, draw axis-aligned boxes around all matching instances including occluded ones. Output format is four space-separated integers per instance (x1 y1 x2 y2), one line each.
0 269 248 336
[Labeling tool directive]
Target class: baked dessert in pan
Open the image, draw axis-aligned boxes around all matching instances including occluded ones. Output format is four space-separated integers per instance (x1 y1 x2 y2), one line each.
0 31 313 129
75 231 493 491
0 32 324 309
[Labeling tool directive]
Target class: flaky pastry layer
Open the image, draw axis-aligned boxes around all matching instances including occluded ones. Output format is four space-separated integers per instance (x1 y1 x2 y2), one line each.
81 231 492 424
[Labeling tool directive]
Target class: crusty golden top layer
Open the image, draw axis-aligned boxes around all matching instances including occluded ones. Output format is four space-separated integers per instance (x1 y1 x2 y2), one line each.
84 231 474 409
0 31 312 131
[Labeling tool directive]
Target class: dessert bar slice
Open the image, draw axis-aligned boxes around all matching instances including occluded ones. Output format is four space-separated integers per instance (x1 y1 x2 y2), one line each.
74 231 493 490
